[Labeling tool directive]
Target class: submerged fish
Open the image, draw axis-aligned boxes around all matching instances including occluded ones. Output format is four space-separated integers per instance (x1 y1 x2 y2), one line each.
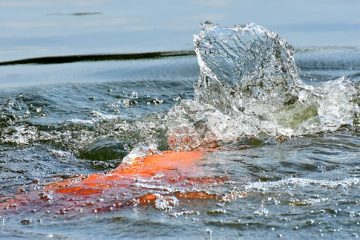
0 149 228 216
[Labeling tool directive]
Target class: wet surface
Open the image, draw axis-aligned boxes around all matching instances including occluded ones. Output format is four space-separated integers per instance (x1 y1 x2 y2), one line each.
0 48 359 239
1 1 360 239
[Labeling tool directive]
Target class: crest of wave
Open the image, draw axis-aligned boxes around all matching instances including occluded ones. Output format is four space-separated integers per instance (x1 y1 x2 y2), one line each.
166 22 359 150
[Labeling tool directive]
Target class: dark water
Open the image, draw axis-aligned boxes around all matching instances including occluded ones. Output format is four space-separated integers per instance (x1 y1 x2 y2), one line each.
1 1 360 240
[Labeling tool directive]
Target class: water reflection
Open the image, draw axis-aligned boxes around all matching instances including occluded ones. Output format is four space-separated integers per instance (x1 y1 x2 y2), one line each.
0 0 360 61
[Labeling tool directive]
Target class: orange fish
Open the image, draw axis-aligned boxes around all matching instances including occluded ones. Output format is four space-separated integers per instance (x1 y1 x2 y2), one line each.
0 149 227 216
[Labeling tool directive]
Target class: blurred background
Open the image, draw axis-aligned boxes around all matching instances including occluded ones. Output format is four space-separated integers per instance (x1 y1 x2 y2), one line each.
1 0 360 62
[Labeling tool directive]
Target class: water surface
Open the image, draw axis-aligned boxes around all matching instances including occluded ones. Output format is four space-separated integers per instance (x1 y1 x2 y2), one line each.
1 1 360 239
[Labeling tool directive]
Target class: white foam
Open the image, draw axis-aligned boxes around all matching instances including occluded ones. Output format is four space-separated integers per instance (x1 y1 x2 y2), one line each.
245 177 360 191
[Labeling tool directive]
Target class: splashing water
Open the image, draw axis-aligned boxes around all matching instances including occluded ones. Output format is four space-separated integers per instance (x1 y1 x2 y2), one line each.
1 22 360 239
0 23 358 155
166 22 359 150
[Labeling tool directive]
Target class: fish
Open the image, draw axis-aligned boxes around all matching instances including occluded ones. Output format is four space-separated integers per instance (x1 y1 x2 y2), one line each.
0 149 228 216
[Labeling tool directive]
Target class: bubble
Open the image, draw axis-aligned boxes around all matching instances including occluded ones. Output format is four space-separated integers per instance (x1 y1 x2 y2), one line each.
20 218 32 225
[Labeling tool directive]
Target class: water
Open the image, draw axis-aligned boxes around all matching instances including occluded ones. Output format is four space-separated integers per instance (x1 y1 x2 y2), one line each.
1 1 360 240
1 0 360 62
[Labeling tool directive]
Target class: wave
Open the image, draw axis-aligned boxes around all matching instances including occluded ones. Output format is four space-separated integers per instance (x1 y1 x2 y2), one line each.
1 46 359 67
0 50 195 66
245 177 360 191
1 23 360 154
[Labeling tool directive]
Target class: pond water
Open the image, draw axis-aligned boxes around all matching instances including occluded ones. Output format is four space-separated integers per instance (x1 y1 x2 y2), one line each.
1 1 360 239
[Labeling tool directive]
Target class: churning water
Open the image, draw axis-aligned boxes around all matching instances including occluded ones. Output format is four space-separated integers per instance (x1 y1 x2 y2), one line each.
1 23 360 239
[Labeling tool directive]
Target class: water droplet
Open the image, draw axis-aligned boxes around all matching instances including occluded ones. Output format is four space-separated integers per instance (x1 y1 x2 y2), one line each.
32 178 40 184
20 218 32 225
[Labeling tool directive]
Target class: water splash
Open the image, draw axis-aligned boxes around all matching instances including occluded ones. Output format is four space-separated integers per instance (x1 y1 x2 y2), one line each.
166 23 359 150
1 23 358 153
194 22 300 108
